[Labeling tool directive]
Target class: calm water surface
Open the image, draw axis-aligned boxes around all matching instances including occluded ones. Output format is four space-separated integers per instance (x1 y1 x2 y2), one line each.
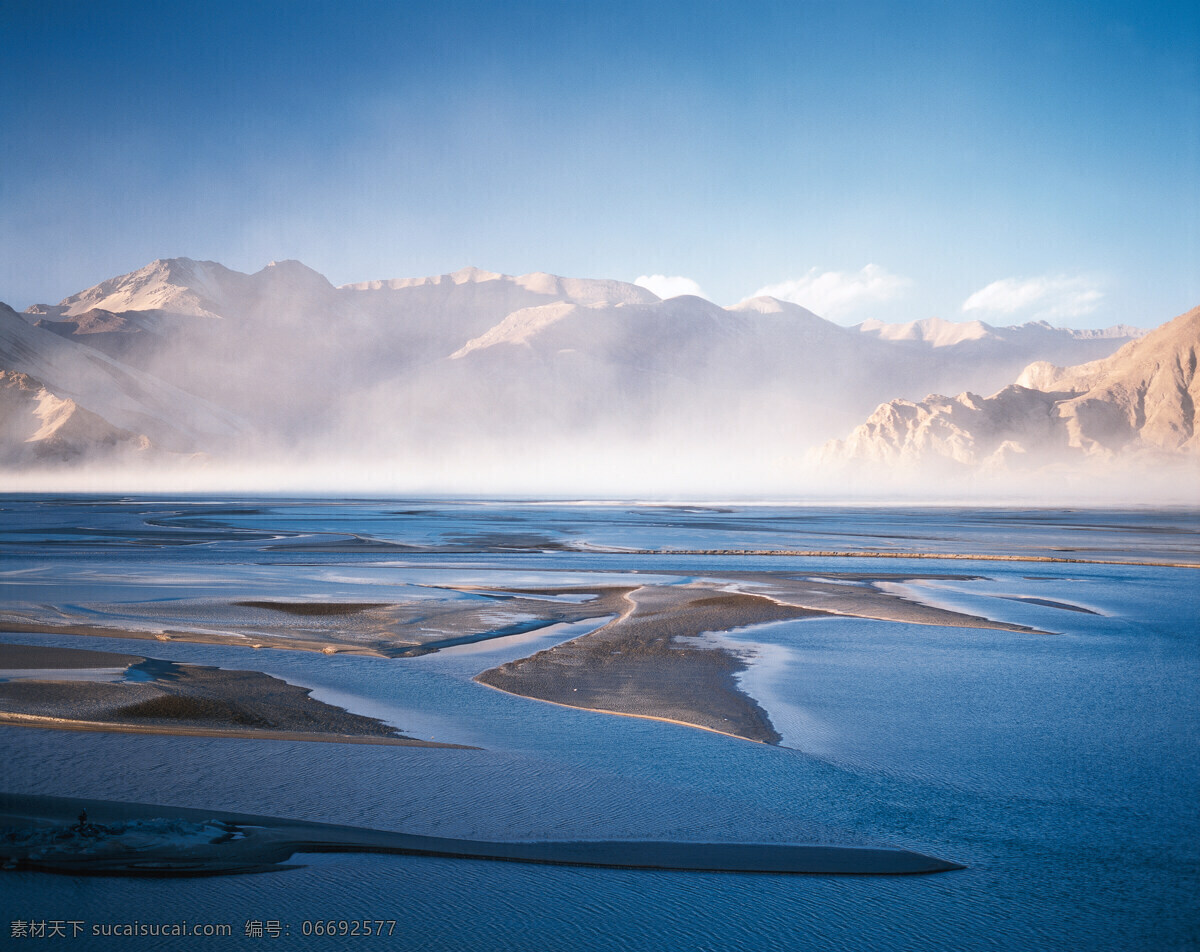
1 497 1197 950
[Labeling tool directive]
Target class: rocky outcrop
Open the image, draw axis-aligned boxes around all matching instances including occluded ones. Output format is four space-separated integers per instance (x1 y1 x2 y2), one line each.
821 306 1200 473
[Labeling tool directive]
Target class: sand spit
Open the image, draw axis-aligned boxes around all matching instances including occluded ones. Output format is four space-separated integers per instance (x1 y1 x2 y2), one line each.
714 572 1053 634
0 713 460 747
994 595 1100 614
0 793 964 877
0 643 145 670
0 644 462 748
477 586 828 744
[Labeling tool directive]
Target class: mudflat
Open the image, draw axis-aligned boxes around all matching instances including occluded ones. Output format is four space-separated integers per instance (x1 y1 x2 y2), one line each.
478 585 827 744
0 644 465 748
1 569 1055 746
475 570 1054 743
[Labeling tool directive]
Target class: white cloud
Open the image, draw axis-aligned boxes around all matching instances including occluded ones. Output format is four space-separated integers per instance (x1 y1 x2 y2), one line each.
634 274 709 301
962 275 1103 320
752 264 911 318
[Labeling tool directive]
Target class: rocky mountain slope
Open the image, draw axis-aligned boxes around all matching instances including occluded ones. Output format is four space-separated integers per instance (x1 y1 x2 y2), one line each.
0 303 243 460
820 306 1199 473
0 371 151 465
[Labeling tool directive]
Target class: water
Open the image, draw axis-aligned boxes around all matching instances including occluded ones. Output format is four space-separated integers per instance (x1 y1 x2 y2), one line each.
1 497 1197 950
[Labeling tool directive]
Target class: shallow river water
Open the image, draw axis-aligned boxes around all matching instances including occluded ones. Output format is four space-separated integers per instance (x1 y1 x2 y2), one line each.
1 497 1197 950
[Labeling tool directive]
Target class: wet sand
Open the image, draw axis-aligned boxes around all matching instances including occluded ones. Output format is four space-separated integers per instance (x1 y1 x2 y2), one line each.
0 644 462 748
383 586 634 657
714 572 1054 633
0 713 458 746
0 618 391 657
2 571 1062 746
478 586 829 744
474 570 1059 744
0 589 635 658
0 568 1046 660
0 793 964 877
995 595 1100 614
0 643 146 670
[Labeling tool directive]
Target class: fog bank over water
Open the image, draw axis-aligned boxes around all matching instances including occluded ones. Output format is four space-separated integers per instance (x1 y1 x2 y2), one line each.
1 259 1196 503
6 445 1196 507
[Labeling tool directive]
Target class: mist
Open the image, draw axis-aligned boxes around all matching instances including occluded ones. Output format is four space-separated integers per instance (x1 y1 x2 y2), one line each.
2 258 1195 505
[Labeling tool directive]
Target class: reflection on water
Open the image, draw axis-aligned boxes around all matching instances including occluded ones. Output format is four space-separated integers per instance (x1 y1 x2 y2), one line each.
0 497 1197 951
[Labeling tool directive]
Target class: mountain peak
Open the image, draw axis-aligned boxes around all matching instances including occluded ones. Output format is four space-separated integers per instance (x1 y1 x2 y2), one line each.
264 258 316 272
856 316 995 346
729 296 823 319
54 258 237 319
730 295 788 314
255 259 335 292
451 266 503 284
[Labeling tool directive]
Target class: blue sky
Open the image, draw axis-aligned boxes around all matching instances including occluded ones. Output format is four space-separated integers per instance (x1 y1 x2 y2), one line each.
2 0 1197 327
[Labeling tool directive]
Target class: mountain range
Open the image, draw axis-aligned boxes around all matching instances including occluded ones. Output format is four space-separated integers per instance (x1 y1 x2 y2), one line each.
2 257 1193 494
820 305 1199 475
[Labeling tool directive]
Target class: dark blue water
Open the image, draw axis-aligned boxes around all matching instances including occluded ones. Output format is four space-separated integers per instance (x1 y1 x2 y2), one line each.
1 497 1197 950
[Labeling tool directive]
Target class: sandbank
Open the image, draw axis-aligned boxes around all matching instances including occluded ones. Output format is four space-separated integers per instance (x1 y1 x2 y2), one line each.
0 587 636 658
995 595 1100 614
2 571 1065 747
714 571 1054 634
0 643 463 748
0 643 146 670
0 793 964 877
0 619 390 657
477 586 828 744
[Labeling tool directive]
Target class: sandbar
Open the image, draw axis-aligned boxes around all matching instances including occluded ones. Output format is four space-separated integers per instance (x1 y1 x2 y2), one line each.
0 793 964 877
0 644 465 748
0 588 635 658
477 585 827 744
1 570 1063 747
995 595 1100 614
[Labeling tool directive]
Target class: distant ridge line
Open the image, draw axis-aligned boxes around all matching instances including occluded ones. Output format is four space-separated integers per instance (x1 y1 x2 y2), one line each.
576 547 1200 569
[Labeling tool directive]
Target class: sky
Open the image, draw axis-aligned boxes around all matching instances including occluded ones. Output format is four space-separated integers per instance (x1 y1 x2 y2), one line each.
2 0 1197 328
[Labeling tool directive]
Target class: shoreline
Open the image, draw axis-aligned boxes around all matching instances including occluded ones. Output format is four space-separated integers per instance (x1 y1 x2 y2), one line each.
0 620 390 657
0 792 965 877
473 576 1057 743
473 678 769 744
3 568 1062 749
0 643 462 748
0 712 472 747
575 547 1200 569
475 586 827 744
